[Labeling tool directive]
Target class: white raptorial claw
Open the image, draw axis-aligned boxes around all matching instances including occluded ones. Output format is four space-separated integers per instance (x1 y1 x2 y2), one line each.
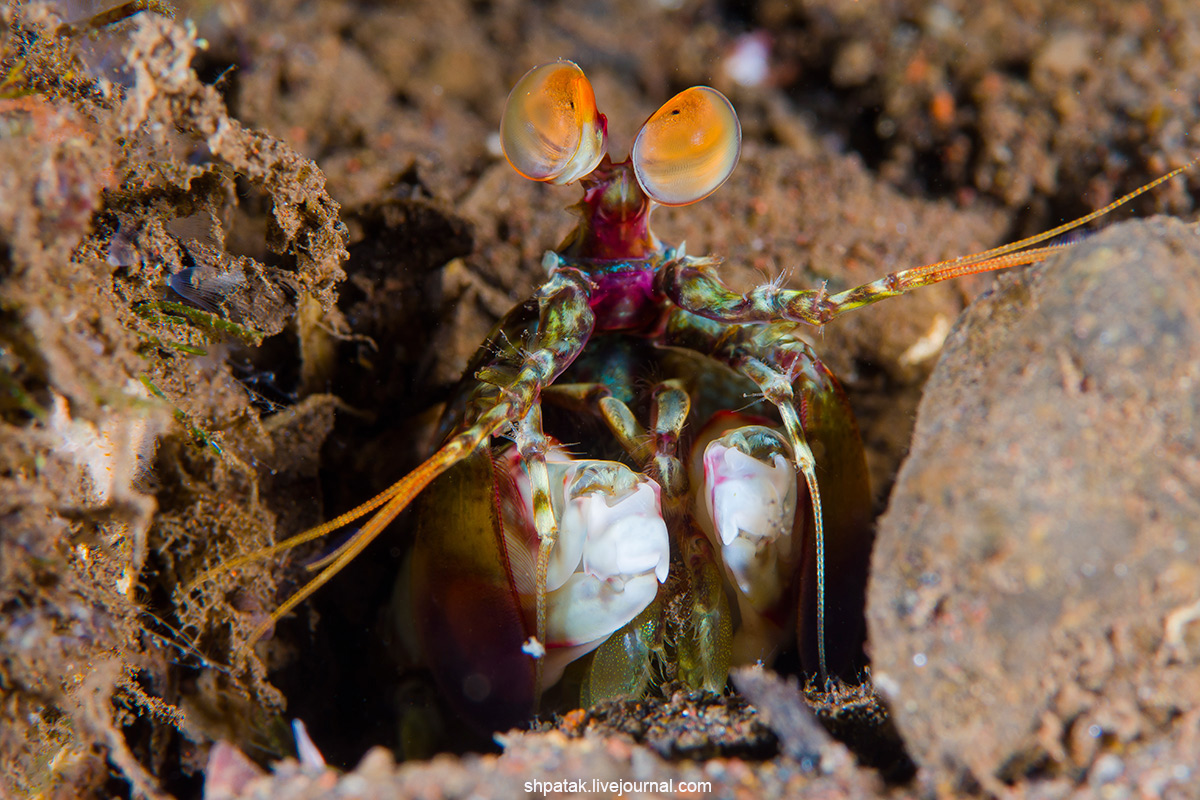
510 452 669 650
702 428 797 611
570 481 670 583
546 571 661 646
709 446 794 548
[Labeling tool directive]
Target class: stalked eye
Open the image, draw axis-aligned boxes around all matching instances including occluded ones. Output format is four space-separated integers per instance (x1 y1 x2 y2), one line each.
631 86 741 206
501 60 608 186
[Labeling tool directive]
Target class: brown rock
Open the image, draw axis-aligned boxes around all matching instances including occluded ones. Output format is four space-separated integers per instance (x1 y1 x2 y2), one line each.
868 217 1200 793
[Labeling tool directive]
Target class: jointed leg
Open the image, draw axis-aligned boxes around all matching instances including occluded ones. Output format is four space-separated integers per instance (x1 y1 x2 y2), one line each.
597 381 691 510
736 355 827 677
190 268 597 659
512 403 558 701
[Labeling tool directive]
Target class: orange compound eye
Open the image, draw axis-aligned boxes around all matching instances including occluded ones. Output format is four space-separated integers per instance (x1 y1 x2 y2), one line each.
631 86 741 206
501 60 608 186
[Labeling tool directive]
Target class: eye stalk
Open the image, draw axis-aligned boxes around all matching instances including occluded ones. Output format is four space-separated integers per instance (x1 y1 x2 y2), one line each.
502 62 742 261
500 60 609 186
631 86 741 206
501 61 741 204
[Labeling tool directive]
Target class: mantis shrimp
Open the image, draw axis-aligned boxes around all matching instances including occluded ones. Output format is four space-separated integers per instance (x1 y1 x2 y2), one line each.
195 60 1195 730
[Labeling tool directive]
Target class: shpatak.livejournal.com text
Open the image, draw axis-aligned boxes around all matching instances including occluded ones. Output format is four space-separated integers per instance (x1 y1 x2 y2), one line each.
525 778 712 795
